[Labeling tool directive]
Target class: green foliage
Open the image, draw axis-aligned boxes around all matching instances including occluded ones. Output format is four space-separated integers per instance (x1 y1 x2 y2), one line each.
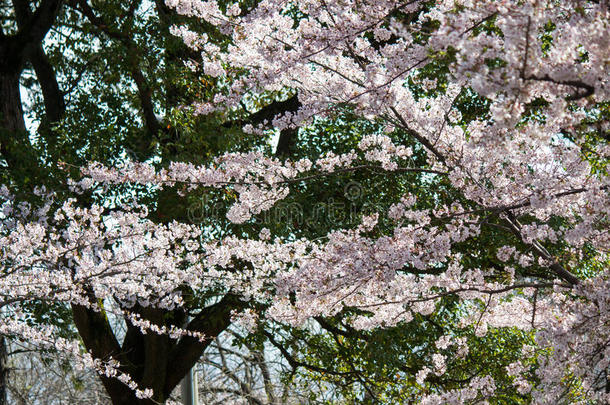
6 0 607 402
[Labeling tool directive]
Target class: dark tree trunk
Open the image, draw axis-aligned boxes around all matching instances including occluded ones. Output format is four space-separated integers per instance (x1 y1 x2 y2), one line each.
0 71 29 171
0 71 26 132
0 0 64 177
72 295 245 405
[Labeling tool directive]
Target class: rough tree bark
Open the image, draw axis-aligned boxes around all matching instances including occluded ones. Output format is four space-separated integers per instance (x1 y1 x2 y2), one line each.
72 295 246 404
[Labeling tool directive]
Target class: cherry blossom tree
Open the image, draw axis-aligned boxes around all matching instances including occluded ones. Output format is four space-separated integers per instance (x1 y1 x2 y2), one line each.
1 0 609 403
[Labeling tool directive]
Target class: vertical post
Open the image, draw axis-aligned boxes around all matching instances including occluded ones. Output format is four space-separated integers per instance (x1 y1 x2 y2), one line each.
180 367 198 405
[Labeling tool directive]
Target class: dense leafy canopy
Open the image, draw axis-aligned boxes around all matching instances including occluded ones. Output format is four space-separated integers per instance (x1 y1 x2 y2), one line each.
0 0 609 404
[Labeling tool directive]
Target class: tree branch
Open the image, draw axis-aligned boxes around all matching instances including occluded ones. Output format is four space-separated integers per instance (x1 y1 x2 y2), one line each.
504 211 580 285
69 0 162 138
163 294 246 397
12 0 63 53
525 74 595 101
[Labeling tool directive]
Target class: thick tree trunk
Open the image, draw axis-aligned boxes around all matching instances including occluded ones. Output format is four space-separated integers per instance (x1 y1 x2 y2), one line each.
72 295 245 405
0 65 55 190
0 71 29 171
99 377 157 405
0 72 26 132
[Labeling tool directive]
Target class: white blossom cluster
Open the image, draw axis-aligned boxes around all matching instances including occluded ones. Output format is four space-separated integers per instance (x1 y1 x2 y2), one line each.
0 0 609 402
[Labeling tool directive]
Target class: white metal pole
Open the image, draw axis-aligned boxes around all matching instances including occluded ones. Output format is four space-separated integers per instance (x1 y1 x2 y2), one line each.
180 367 198 405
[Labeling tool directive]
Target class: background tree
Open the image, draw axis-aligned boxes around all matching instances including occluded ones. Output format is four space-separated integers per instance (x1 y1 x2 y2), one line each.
6 341 110 405
0 0 608 404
